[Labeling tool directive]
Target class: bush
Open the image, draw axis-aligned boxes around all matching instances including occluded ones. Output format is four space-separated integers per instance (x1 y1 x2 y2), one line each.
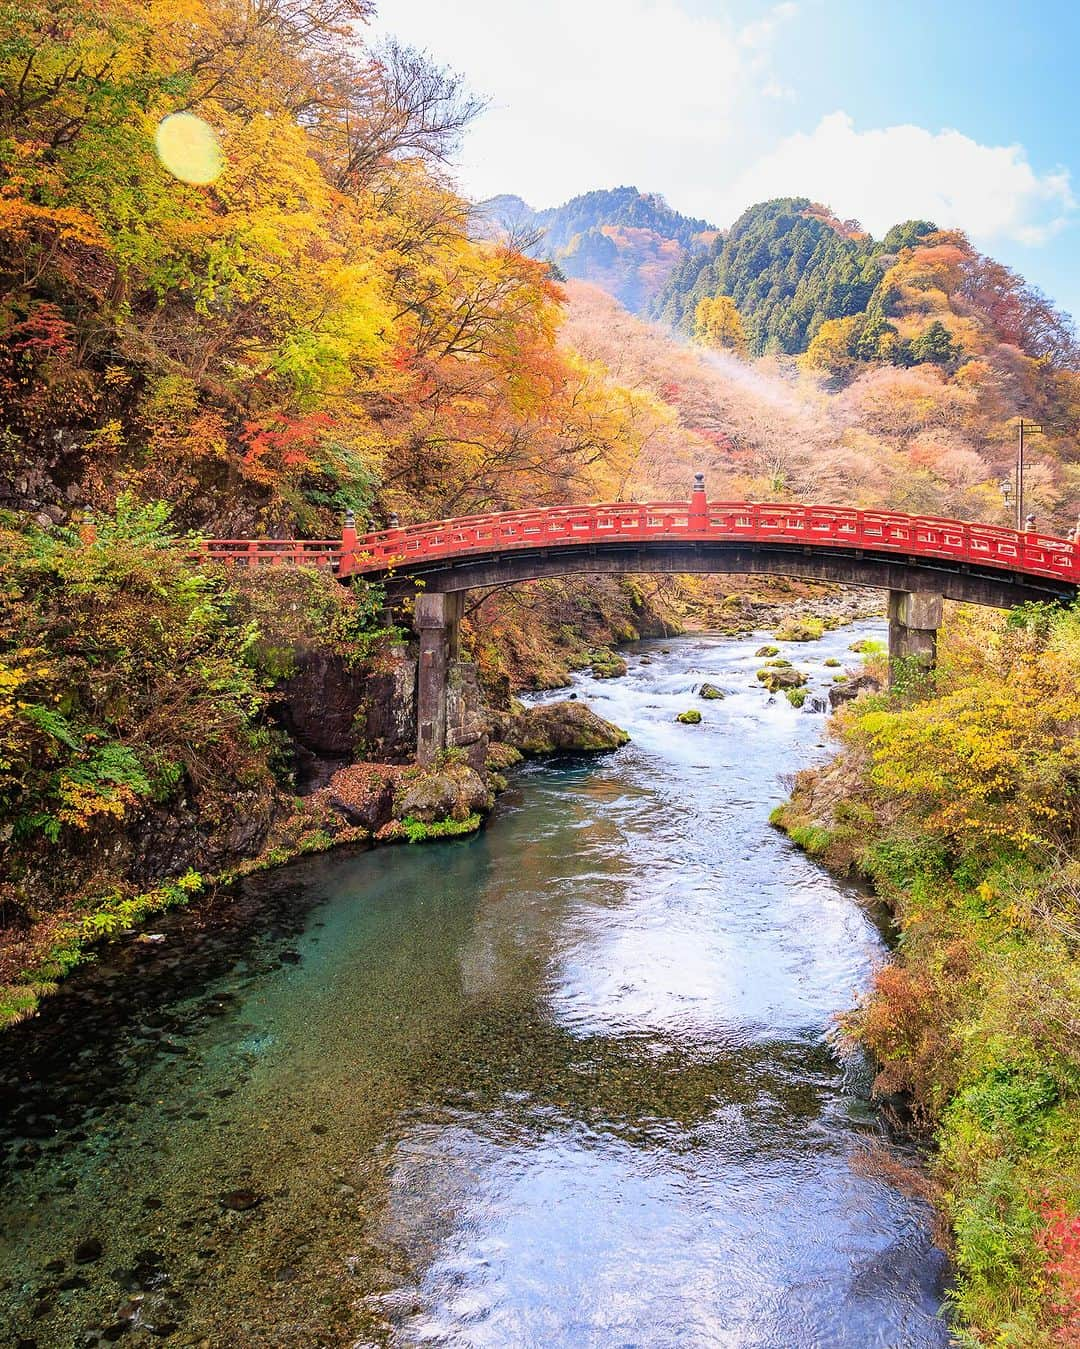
774 601 1080 1344
0 499 268 855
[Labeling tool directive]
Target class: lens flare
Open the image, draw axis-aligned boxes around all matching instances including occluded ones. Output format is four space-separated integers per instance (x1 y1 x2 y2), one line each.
154 112 223 185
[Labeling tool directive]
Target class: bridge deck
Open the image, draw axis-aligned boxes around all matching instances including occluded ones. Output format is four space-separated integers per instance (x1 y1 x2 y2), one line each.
198 502 1079 592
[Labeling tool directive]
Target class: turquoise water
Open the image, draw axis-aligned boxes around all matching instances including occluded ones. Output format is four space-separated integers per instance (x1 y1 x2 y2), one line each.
0 624 948 1346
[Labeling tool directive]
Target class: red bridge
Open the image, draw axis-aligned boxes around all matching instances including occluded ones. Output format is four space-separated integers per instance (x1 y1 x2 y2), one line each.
199 477 1078 762
201 482 1078 605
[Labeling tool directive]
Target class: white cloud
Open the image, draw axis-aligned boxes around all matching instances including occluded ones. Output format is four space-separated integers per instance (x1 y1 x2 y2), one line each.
371 5 1071 256
715 112 1074 245
760 79 796 102
371 0 792 209
739 2 799 53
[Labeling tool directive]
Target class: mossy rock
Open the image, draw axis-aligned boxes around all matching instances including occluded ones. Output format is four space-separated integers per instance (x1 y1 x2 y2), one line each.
824 658 842 668
773 617 825 642
757 666 809 692
676 709 702 724
755 644 780 657
764 658 792 668
699 682 725 700
393 761 494 825
785 687 808 708
590 650 628 679
485 741 525 771
848 638 875 653
500 700 630 755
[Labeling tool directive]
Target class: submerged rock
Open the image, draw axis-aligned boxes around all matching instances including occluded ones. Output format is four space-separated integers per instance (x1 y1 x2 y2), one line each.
495 701 630 756
219 1189 262 1212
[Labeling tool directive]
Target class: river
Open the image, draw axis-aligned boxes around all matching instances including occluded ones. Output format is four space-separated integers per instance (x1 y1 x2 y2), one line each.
0 621 949 1348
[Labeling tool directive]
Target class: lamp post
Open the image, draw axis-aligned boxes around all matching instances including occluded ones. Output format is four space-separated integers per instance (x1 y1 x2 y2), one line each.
1014 419 1050 531
999 475 1012 524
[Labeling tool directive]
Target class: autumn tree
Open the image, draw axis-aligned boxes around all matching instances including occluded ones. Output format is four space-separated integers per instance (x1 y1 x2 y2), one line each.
693 295 748 356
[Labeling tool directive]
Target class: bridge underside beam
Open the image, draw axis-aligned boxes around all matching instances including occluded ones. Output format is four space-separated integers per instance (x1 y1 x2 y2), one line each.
381 542 1076 611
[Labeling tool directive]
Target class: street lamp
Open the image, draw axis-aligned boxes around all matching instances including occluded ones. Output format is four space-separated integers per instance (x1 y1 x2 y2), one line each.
999 476 1012 512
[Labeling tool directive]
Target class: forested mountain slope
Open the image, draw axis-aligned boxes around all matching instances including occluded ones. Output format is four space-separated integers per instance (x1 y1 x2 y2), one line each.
650 196 1079 375
478 186 717 311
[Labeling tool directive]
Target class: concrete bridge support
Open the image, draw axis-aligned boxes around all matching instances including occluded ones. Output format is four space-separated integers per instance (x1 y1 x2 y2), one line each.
415 591 461 764
414 591 487 765
888 589 943 685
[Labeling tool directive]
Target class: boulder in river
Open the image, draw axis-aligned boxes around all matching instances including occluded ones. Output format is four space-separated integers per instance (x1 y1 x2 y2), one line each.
494 701 630 756
755 645 780 657
589 650 628 679
698 683 725 700
773 617 825 642
676 709 702 724
756 666 809 692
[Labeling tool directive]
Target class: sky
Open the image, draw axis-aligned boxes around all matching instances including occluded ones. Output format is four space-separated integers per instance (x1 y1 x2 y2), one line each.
372 0 1080 319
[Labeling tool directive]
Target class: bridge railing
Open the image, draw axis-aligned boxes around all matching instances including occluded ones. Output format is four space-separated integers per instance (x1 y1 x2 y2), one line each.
190 503 1078 586
197 540 342 569
337 502 1079 585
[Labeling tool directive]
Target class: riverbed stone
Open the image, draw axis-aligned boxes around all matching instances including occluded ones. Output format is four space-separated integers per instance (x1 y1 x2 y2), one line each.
698 683 725 700
773 617 825 642
219 1190 261 1212
493 701 630 756
676 709 702 724
756 667 809 692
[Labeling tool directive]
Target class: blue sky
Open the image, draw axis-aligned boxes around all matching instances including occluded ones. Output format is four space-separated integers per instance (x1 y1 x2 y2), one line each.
375 1 1079 318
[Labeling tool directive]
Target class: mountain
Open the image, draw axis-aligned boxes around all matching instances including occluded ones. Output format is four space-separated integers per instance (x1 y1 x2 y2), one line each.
477 187 717 312
649 198 941 356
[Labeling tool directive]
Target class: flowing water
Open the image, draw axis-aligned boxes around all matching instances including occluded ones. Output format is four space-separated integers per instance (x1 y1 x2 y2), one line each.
0 622 950 1348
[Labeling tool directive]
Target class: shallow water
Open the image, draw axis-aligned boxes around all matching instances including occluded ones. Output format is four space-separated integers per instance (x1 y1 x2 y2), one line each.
0 622 949 1347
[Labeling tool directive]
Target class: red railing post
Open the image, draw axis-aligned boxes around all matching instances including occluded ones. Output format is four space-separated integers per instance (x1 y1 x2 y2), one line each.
340 510 358 576
689 471 708 532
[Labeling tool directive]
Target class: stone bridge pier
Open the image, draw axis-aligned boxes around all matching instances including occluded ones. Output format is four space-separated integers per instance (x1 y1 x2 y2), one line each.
888 589 943 683
414 591 487 766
